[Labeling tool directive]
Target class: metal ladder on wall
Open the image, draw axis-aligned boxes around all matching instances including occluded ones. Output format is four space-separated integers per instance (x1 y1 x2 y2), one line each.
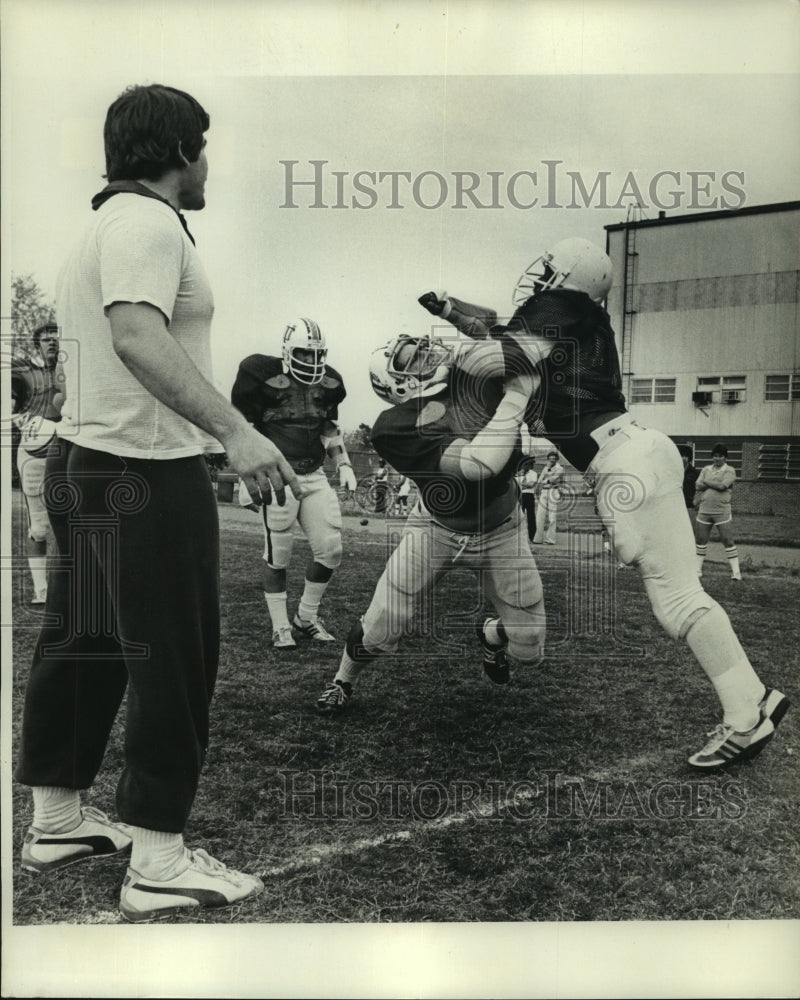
620 203 642 401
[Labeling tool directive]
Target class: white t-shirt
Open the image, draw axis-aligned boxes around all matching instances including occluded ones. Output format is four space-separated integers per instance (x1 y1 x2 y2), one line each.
56 192 222 458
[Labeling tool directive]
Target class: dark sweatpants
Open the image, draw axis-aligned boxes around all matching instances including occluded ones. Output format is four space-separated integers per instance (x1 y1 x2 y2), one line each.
15 441 220 833
520 492 537 541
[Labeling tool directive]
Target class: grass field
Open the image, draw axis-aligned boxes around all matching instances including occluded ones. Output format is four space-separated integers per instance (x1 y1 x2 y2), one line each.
9 493 800 925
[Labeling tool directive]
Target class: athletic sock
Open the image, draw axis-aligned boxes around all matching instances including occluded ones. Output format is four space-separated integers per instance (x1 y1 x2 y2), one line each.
297 578 329 622
695 544 707 574
684 604 765 731
335 651 365 686
725 546 741 579
264 591 291 631
32 787 82 833
129 827 189 881
28 556 47 594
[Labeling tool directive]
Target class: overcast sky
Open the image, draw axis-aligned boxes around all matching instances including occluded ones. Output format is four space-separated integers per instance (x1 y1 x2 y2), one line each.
2 2 799 996
2 2 799 430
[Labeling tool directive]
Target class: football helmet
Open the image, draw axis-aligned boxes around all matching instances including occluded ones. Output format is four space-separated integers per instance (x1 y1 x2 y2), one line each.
282 317 327 385
369 335 452 405
513 238 613 306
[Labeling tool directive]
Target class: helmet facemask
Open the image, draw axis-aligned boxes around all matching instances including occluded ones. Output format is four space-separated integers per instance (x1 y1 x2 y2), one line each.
282 318 327 385
513 238 613 306
369 335 452 405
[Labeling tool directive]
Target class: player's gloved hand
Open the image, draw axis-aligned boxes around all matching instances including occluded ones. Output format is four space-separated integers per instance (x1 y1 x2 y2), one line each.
418 291 450 316
338 463 357 492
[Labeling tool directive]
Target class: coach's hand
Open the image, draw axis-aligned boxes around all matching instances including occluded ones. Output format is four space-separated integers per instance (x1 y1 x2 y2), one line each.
224 424 302 507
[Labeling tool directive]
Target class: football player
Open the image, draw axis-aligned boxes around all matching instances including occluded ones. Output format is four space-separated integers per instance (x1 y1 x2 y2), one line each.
419 237 789 770
12 322 63 605
315 332 546 715
232 318 357 648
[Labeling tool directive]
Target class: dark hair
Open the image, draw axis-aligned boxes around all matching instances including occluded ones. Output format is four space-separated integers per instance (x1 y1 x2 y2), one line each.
547 450 558 459
104 84 209 182
676 444 693 460
33 322 58 347
711 443 728 457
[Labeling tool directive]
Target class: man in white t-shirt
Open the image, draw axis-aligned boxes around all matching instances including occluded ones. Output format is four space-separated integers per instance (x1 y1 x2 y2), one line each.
14 84 300 923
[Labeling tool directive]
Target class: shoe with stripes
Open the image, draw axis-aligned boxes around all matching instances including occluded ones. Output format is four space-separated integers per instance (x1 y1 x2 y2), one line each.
21 806 133 873
316 679 352 715
119 848 263 923
476 617 509 685
293 614 336 642
688 688 789 770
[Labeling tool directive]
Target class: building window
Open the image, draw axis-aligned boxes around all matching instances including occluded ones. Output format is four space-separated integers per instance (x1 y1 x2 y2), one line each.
758 442 800 481
631 377 676 403
695 375 746 404
765 374 800 401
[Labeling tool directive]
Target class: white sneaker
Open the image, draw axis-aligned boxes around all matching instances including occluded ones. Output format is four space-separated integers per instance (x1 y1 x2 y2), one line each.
119 848 264 923
21 806 133 873
293 614 336 642
272 626 296 649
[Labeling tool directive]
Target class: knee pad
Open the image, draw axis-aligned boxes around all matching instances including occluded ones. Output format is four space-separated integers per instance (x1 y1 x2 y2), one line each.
263 528 294 570
346 620 380 663
648 583 716 641
25 503 50 543
313 531 343 570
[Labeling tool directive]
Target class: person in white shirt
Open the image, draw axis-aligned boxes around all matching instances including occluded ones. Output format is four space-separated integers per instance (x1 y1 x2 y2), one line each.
695 443 741 581
15 84 299 923
533 451 565 545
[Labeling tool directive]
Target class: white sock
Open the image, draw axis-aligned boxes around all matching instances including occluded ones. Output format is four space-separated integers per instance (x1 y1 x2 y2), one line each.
696 545 707 574
726 547 741 578
28 555 47 593
32 786 82 833
129 827 189 880
298 578 330 622
265 591 290 631
335 651 365 687
684 604 765 730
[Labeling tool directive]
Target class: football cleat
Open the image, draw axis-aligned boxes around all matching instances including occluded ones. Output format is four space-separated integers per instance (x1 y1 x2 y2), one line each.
119 848 263 923
272 626 296 649
688 688 789 770
21 806 133 873
316 679 352 715
293 614 336 642
476 617 509 685
759 687 790 728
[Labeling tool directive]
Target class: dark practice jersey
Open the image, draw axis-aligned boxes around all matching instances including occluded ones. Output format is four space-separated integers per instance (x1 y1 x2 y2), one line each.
231 355 346 474
370 365 521 530
496 289 627 472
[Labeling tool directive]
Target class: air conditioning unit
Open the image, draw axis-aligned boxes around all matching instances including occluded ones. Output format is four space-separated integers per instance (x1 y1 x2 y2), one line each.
692 391 713 405
723 390 742 404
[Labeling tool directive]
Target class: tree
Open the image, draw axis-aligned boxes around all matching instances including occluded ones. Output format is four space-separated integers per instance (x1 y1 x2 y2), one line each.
344 423 373 451
10 273 56 359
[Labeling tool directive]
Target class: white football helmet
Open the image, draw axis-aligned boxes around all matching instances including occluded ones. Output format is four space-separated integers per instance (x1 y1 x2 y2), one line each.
513 237 613 306
282 317 327 385
369 335 453 405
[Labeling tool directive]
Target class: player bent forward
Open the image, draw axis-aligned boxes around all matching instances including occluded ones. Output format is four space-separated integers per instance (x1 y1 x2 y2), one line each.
316 333 546 715
232 318 357 649
419 237 789 771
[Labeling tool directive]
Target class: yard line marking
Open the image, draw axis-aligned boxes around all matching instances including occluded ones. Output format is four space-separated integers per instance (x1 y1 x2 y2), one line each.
260 782 560 878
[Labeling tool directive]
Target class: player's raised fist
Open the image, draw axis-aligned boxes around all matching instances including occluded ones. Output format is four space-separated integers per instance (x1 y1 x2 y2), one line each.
418 291 449 316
